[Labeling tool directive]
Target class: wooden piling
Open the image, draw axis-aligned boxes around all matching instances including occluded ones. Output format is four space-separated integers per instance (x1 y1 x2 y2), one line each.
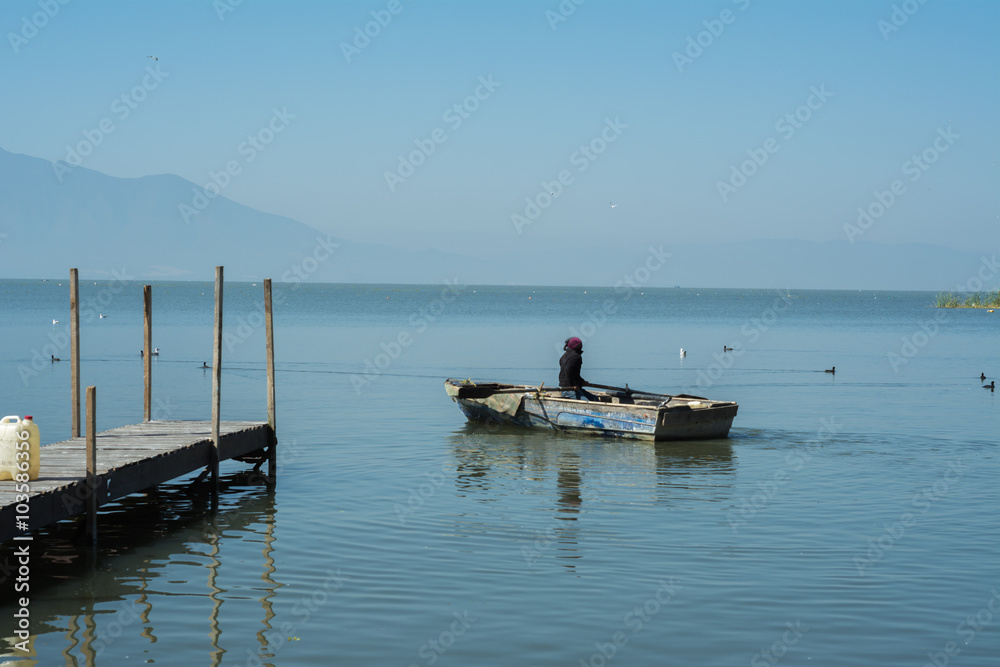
85 385 97 545
211 267 223 494
264 278 276 484
70 269 81 438
143 285 152 422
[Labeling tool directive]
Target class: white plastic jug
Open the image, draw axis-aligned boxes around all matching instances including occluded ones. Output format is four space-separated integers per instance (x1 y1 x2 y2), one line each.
0 415 40 481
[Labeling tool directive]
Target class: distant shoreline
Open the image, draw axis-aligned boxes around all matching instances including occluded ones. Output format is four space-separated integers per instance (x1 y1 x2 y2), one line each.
935 291 1000 309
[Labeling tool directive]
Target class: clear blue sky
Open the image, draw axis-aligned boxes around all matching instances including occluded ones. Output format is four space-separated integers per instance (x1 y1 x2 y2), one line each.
3 0 998 257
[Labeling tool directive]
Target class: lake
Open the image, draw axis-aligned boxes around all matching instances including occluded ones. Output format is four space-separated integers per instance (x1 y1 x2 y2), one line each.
1 279 997 666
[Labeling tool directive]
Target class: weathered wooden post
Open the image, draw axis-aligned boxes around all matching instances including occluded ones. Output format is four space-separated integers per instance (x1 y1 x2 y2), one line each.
264 278 276 485
85 385 97 545
70 269 81 438
144 285 152 422
211 267 223 496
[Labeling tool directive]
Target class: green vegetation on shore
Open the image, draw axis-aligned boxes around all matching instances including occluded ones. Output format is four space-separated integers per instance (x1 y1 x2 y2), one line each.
935 290 1000 308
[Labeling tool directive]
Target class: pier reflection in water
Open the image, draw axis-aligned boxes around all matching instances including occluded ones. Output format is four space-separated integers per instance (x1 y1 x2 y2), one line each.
0 471 281 666
449 423 735 571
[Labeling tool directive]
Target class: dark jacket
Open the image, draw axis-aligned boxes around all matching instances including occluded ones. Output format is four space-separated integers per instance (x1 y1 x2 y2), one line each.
559 349 586 387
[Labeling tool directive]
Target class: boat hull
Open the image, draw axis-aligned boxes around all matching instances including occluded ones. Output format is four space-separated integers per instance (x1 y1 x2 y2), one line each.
445 380 737 441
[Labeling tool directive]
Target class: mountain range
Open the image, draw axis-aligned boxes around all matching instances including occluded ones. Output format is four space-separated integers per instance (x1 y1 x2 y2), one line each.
0 147 992 291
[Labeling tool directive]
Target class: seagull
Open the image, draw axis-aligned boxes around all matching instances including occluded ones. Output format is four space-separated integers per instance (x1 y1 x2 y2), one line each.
152 348 160 356
825 367 836 374
679 348 686 357
147 56 158 61
52 319 59 325
609 202 617 209
99 314 107 319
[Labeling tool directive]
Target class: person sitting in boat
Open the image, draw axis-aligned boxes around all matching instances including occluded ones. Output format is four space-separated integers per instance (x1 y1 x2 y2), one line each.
559 337 598 401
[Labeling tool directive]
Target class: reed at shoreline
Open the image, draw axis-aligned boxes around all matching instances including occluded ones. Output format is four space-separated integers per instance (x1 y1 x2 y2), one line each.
935 290 1000 308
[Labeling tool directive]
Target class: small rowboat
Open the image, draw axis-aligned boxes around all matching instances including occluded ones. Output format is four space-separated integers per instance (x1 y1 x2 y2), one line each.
444 379 738 441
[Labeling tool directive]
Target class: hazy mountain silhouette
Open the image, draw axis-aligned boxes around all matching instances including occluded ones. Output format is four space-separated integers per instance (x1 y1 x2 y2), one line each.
0 148 992 290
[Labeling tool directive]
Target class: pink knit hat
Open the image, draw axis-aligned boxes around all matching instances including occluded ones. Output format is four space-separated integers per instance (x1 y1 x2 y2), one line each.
565 337 583 350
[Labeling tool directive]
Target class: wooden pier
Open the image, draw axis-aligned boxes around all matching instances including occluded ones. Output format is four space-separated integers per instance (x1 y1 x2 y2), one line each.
0 420 273 544
1 267 278 545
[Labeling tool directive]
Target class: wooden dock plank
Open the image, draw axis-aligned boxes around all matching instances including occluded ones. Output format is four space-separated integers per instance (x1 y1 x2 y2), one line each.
0 420 272 543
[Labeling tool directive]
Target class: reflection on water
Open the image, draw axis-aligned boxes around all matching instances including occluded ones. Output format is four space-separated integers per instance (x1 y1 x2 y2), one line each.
448 423 736 571
554 452 582 569
0 471 280 667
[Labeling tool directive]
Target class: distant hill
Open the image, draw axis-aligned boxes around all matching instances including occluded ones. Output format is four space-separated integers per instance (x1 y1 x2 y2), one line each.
0 147 474 283
0 148 993 290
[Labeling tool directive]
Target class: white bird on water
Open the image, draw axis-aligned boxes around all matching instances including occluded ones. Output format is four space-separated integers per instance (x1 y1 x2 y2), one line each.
99 314 107 319
52 319 59 325
679 348 686 357
152 348 160 356
610 202 617 209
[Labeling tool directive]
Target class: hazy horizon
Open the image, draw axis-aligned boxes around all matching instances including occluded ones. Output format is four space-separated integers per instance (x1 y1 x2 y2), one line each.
2 0 998 287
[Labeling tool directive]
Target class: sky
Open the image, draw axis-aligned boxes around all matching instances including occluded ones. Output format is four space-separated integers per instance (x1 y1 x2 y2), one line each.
2 0 998 260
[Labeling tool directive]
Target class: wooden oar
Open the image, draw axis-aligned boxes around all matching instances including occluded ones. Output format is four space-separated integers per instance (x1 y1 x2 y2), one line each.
584 382 665 397
452 382 576 399
479 385 575 395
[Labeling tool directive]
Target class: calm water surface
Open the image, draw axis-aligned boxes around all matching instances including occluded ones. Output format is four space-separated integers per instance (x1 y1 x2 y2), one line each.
0 280 997 666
